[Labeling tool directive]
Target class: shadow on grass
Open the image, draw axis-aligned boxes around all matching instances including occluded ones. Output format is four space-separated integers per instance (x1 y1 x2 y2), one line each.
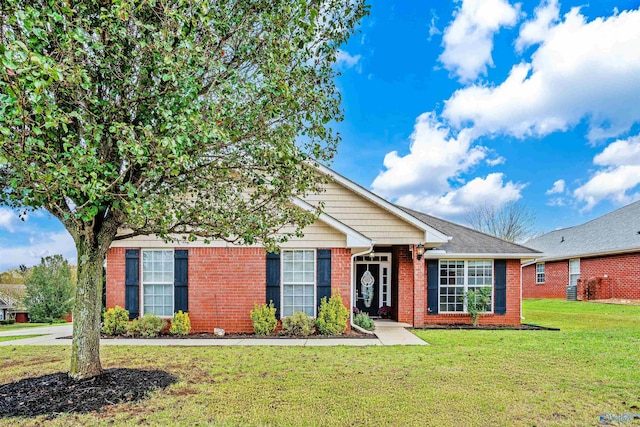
0 368 177 418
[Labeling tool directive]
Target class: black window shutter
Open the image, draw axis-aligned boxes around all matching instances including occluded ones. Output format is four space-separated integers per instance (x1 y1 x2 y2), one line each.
427 259 438 315
266 252 281 319
494 260 507 314
125 249 140 319
316 249 332 314
174 250 188 313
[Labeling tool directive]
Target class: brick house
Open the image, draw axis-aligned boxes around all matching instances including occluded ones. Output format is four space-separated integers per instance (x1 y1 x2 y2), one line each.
106 164 539 332
0 284 29 323
523 200 640 300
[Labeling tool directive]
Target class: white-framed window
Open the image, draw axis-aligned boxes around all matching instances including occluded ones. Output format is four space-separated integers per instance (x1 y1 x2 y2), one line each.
281 249 316 317
569 258 580 287
439 260 493 313
142 249 174 317
536 263 545 284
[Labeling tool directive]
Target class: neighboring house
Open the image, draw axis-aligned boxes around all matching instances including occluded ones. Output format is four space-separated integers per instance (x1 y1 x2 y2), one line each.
106 164 539 332
523 201 640 300
0 284 29 323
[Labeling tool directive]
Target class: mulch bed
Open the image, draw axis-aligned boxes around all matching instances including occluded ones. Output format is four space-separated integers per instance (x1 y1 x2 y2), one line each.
0 368 177 418
59 330 372 340
416 323 560 331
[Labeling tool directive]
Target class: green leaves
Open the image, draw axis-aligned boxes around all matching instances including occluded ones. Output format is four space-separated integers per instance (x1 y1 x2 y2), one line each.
1 0 367 251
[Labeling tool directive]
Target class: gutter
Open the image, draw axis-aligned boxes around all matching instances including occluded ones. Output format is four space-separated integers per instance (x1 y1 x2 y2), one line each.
350 242 376 335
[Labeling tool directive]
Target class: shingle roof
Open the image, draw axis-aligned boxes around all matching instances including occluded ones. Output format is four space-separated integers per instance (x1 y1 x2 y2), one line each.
525 200 640 260
398 206 540 255
0 284 26 310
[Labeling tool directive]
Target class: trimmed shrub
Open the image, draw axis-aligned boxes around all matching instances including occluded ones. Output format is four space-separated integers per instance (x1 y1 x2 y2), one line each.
0 319 16 325
250 302 277 335
126 314 167 338
170 310 191 336
102 306 129 336
282 311 315 336
316 295 349 335
354 312 375 331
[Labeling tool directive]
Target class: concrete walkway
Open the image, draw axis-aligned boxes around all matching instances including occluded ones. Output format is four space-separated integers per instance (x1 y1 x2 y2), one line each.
0 322 426 346
373 320 427 345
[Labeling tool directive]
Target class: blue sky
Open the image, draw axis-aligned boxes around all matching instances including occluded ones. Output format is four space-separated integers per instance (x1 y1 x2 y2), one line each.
2 0 640 270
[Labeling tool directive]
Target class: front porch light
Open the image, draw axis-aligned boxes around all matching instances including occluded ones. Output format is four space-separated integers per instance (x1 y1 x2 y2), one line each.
416 243 425 260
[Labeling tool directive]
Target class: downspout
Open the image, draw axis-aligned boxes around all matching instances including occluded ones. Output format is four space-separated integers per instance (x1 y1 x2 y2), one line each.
520 262 524 320
350 243 375 335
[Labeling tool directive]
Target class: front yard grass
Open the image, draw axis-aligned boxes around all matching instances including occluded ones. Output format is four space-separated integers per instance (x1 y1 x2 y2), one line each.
0 322 68 332
0 299 638 426
0 334 43 343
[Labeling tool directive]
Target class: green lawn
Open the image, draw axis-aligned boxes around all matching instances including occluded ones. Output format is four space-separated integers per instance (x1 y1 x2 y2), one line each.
0 334 44 343
0 322 68 332
1 299 639 426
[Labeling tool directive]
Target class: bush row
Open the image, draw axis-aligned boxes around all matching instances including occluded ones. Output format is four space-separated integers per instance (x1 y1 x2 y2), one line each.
102 306 191 337
250 295 350 336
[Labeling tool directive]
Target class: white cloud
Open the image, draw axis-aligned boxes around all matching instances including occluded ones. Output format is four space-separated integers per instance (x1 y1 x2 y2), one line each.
444 7 640 141
593 136 640 166
574 135 640 210
486 156 506 166
0 208 17 233
546 179 565 194
428 10 442 41
371 113 524 217
394 173 525 217
336 49 362 69
0 231 76 271
515 0 559 51
439 0 519 82
546 197 566 207
371 113 486 198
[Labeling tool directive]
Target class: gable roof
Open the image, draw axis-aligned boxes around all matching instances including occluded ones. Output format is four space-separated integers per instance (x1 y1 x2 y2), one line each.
0 284 26 310
291 197 373 249
398 206 541 258
525 200 640 262
312 163 450 244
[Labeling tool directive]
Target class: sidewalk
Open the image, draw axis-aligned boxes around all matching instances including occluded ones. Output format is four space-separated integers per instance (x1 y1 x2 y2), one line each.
0 322 427 347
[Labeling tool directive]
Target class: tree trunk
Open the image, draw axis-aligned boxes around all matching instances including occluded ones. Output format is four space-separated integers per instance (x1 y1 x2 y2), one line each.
69 237 106 380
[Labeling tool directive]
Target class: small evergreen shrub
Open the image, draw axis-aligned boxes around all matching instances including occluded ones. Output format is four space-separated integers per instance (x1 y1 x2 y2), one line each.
281 311 315 336
354 312 375 331
316 295 349 335
464 287 492 326
250 301 277 335
102 306 130 336
170 310 191 336
0 319 16 325
126 314 167 338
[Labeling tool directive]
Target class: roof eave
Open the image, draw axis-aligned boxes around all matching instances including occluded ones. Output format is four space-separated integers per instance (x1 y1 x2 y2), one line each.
424 252 540 260
522 246 640 265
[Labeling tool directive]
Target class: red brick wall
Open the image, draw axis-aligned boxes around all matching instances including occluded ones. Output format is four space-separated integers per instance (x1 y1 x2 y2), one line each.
396 246 414 324
523 252 640 299
413 249 426 328
423 259 521 326
188 247 266 333
106 247 126 309
522 260 568 298
105 246 353 333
